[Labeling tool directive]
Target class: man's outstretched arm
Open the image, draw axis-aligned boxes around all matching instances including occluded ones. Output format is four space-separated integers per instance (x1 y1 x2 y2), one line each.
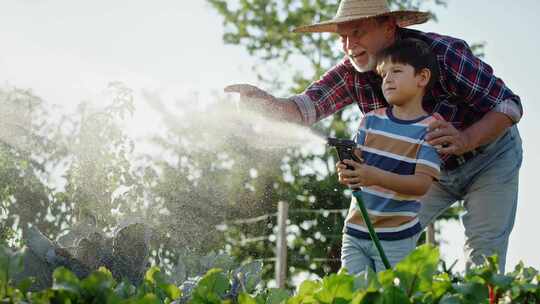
225 84 303 123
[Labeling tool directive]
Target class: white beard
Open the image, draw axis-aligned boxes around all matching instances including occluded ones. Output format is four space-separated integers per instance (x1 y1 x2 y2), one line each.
349 54 377 73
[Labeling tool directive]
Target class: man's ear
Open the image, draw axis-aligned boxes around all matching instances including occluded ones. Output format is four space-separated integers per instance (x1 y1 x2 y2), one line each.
417 68 431 88
383 17 397 38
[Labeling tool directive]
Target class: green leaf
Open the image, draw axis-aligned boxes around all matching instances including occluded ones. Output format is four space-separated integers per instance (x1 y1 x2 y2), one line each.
314 272 354 303
351 290 382 304
354 267 381 292
438 294 462 304
288 280 320 304
395 245 439 296
142 266 181 301
52 267 81 295
0 245 24 286
80 268 117 302
266 288 289 304
136 293 161 304
192 268 230 303
298 280 321 295
160 283 182 301
452 282 489 303
379 286 410 304
144 266 161 285
114 280 136 299
239 292 258 304
377 269 396 287
490 273 513 291
431 273 453 300
28 289 55 303
16 277 34 295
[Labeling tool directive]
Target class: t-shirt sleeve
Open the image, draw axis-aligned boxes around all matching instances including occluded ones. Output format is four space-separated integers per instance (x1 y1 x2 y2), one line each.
415 140 441 180
354 115 369 147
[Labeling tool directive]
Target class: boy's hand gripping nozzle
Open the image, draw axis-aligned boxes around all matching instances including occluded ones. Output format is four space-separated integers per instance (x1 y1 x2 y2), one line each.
327 137 362 169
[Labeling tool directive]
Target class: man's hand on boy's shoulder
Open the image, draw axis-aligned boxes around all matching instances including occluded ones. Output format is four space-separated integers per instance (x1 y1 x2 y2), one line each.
426 120 473 155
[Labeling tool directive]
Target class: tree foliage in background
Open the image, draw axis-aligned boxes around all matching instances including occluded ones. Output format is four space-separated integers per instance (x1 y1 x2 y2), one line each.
207 0 446 93
0 87 69 245
141 99 286 259
57 82 147 231
0 83 151 247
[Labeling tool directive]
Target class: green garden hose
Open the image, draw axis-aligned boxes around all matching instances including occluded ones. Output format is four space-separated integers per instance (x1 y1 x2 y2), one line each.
353 190 391 270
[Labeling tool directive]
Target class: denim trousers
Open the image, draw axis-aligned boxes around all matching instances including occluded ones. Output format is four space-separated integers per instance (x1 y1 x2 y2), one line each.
341 232 420 274
419 125 523 273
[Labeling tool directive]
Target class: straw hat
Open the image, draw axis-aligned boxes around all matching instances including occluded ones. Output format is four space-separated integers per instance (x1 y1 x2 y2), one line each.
294 0 431 33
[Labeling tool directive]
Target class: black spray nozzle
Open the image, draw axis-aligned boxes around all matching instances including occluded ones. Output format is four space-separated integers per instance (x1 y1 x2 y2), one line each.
327 137 356 148
326 137 362 168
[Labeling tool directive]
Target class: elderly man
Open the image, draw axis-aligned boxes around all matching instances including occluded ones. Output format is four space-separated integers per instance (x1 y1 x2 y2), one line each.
226 0 523 272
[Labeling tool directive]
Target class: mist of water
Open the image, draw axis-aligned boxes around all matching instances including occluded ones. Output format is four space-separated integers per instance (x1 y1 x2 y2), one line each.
142 91 326 152
0 85 331 278
137 92 329 259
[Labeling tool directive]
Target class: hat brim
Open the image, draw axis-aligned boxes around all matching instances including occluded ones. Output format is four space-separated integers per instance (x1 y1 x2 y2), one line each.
293 11 431 33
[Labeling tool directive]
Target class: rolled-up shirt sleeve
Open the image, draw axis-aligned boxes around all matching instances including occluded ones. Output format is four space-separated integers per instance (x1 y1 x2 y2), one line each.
290 94 318 126
290 58 357 125
494 99 523 124
443 39 523 124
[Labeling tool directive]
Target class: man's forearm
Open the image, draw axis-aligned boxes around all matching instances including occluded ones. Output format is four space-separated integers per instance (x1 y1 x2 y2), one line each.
266 97 303 124
226 84 305 124
463 111 514 151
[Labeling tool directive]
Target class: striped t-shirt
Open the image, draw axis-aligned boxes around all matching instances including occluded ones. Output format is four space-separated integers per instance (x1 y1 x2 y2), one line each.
344 107 442 241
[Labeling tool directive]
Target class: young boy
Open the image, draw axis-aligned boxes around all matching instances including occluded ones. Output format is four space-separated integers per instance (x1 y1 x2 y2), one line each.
336 38 443 273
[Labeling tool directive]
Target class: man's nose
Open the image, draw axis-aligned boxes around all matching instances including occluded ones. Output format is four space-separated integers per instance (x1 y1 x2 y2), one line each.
340 35 348 53
346 36 356 48
345 36 362 49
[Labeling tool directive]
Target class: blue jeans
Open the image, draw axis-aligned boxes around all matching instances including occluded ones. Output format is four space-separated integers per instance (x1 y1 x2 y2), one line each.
419 125 523 272
341 232 419 274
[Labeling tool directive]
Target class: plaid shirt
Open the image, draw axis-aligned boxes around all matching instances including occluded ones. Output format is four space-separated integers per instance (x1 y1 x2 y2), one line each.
292 28 523 170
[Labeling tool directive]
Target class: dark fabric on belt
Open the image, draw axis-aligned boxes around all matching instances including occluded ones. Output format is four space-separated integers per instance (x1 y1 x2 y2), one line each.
442 145 486 171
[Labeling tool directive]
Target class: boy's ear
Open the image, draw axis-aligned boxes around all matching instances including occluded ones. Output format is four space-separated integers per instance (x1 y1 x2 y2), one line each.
417 68 431 88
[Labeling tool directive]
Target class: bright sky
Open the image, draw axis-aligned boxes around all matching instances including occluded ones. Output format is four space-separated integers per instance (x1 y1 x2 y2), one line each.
1 0 539 272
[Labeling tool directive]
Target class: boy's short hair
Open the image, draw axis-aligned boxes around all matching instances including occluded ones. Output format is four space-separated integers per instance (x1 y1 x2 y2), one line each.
376 38 440 91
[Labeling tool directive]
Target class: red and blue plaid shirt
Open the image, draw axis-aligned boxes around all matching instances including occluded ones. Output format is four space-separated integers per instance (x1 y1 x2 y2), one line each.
292 28 522 170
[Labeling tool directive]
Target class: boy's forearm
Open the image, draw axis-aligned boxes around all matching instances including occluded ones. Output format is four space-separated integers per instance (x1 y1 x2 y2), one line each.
373 169 432 196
